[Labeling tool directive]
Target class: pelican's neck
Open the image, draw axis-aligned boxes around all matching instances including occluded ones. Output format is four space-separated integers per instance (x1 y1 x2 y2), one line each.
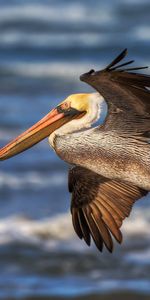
49 93 107 147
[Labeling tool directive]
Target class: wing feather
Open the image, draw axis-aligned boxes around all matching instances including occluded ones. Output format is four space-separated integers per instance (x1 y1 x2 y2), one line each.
83 206 103 252
95 197 123 228
90 203 113 252
78 209 91 246
71 208 83 240
69 166 147 252
93 201 122 243
106 48 128 70
80 49 150 136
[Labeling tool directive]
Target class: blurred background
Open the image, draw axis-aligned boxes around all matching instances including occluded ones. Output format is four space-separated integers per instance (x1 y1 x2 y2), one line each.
0 0 150 299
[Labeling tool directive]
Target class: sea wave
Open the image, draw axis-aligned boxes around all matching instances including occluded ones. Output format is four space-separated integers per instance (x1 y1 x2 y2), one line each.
0 32 108 48
0 206 150 250
0 213 75 250
0 61 95 79
0 3 112 25
125 248 150 265
0 170 66 189
135 26 150 40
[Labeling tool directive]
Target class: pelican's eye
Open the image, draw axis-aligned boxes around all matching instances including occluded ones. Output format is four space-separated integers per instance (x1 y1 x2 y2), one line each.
57 102 83 117
61 102 71 110
57 102 72 113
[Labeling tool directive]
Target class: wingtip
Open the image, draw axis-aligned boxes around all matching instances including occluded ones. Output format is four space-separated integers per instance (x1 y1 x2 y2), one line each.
116 48 128 61
123 48 128 55
105 48 128 70
108 247 113 253
117 232 123 244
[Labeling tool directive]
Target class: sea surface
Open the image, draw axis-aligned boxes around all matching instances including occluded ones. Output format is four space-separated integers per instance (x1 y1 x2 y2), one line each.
0 0 150 299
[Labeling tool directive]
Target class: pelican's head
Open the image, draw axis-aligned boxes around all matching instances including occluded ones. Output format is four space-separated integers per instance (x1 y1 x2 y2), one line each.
0 93 107 160
52 93 106 136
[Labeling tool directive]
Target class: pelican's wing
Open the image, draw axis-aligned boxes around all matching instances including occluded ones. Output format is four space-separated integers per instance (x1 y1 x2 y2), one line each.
69 166 147 252
80 49 150 137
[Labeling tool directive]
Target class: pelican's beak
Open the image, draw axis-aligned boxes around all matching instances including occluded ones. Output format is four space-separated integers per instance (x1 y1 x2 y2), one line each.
0 106 82 160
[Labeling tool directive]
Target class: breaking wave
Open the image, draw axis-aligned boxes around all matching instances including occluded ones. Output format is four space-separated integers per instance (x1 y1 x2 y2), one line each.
0 170 66 189
0 204 150 250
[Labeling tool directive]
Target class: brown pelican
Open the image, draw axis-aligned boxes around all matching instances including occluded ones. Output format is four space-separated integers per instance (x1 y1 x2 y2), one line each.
0 49 150 252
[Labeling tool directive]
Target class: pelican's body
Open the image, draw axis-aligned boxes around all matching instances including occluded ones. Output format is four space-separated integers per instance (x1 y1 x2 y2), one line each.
52 126 150 191
0 49 150 252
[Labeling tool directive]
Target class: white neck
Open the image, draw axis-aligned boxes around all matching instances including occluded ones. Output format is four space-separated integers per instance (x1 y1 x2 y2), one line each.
49 93 107 147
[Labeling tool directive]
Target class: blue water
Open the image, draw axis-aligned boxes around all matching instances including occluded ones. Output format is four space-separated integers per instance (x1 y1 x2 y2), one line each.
0 0 150 299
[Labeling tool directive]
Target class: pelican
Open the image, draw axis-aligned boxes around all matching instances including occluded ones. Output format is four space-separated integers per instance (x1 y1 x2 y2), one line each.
0 49 150 252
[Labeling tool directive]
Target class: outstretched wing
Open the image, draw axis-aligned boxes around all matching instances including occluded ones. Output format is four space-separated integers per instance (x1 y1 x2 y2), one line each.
80 49 150 138
69 166 147 252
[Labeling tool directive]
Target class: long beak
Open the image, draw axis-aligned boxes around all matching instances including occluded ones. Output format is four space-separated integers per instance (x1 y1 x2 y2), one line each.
0 107 81 160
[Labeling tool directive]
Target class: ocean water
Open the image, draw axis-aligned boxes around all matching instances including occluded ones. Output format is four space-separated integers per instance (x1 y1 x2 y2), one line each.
0 0 150 299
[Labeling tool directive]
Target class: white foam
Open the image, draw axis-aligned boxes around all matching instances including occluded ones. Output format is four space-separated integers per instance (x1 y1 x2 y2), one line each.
126 249 150 265
0 4 112 24
135 26 150 41
0 31 108 48
122 207 150 237
0 171 66 189
0 213 75 249
2 61 97 79
0 204 150 251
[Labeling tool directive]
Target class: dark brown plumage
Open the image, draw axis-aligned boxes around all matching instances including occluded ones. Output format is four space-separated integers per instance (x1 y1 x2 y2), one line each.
67 49 150 252
80 48 150 138
69 166 147 252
